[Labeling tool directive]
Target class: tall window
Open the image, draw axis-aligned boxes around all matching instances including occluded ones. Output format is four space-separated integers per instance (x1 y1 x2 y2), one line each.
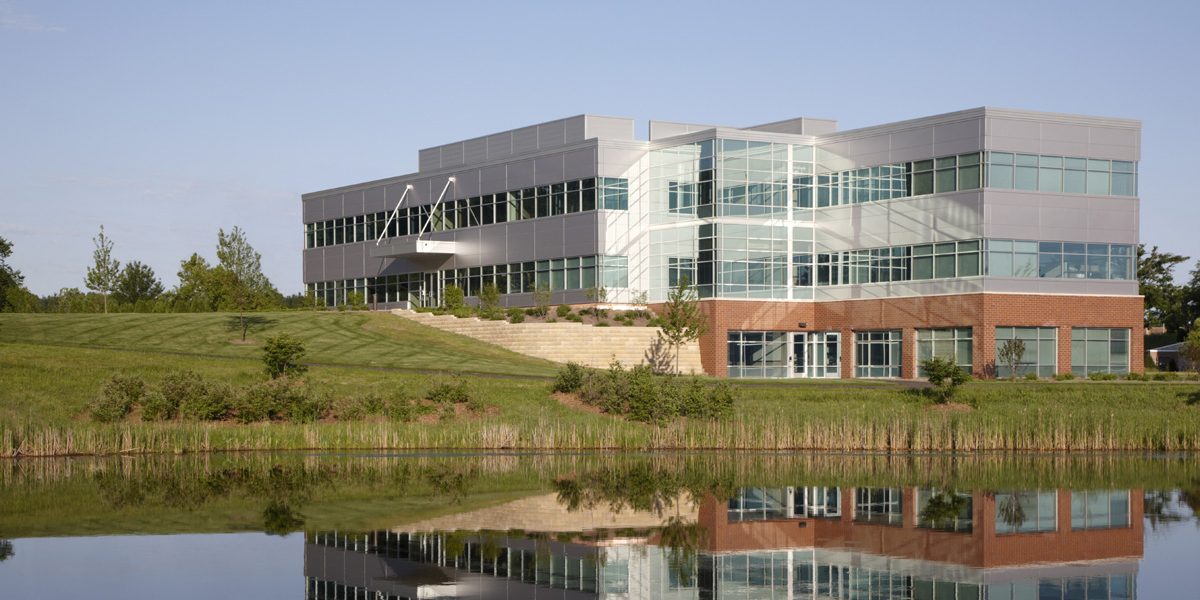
855 331 902 378
1071 491 1130 530
1071 328 1130 376
855 488 903 526
994 491 1057 534
916 328 973 375
793 487 841 518
994 327 1057 378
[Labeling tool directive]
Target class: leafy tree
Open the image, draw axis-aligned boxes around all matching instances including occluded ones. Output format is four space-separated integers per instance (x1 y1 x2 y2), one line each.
1138 244 1190 329
997 338 1026 380
919 356 969 403
215 227 279 340
174 253 218 311
477 282 501 317
85 225 121 314
3 286 39 313
113 261 164 306
658 277 708 375
0 236 25 312
263 334 308 379
1181 321 1200 372
443 285 465 310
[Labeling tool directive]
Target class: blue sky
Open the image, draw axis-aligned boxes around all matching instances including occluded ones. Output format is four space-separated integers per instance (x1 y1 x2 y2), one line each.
2 0 1198 295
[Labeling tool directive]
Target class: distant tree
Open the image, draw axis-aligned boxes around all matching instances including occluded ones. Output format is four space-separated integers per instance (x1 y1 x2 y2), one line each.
1138 244 1190 330
2 286 39 313
1181 321 1200 372
85 225 121 314
113 261 164 306
997 338 1027 380
658 277 708 375
0 236 24 312
215 227 279 340
0 539 12 562
920 356 969 403
262 334 308 379
174 253 217 311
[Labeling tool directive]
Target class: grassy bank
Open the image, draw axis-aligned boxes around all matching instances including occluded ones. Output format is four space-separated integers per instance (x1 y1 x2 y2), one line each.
1 312 1199 455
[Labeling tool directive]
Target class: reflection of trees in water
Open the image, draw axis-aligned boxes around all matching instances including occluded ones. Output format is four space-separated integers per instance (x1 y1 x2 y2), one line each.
0 539 13 562
552 461 733 517
996 492 1028 530
1145 482 1200 531
920 490 969 529
658 516 705 585
262 501 305 536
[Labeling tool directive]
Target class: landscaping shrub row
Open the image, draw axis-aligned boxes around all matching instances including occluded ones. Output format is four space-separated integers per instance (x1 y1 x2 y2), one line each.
90 371 484 424
551 361 736 425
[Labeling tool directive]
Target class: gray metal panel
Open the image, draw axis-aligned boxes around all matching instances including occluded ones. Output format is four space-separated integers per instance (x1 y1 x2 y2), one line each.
818 192 985 251
563 147 597 180
538 120 566 148
983 278 1139 296
463 138 487 165
323 245 345 281
534 218 565 260
982 191 1139 244
418 148 439 171
562 212 600 257
302 249 324 283
512 126 538 154
480 164 507 194
341 243 365 279
814 278 985 301
486 132 512 160
598 144 643 176
454 169 481 198
385 182 409 210
584 116 636 140
506 159 535 190
505 220 538 262
476 225 510 264
363 186 386 214
534 154 565 185
563 115 586 142
302 198 323 223
343 190 364 216
440 143 464 168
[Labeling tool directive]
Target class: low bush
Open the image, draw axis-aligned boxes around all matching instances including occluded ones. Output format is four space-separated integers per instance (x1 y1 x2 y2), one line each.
1054 372 1076 381
140 390 175 421
262 334 308 379
179 382 233 421
553 362 587 393
1153 371 1180 381
450 307 474 319
1024 372 1039 381
507 308 525 323
595 321 610 327
443 285 466 310
91 374 146 422
919 356 969 403
426 375 472 404
1124 372 1147 381
566 313 582 323
157 369 207 418
556 305 572 318
1089 372 1119 381
563 361 737 425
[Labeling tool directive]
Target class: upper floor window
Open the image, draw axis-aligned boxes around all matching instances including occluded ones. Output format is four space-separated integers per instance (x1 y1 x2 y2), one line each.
987 152 1136 196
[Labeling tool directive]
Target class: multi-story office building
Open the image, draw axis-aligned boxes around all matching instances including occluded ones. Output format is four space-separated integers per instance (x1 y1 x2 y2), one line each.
301 108 1142 379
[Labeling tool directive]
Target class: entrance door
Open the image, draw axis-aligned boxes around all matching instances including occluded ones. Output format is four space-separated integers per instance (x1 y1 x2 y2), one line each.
790 332 841 378
791 332 808 377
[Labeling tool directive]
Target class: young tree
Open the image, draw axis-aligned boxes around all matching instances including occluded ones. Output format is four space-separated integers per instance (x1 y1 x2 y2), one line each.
113 261 164 306
477 282 501 317
1138 244 1190 330
1181 320 1200 373
997 338 1027 380
658 277 708 374
262 334 308 379
85 225 121 314
919 356 970 403
532 283 552 317
215 227 279 340
0 236 24 313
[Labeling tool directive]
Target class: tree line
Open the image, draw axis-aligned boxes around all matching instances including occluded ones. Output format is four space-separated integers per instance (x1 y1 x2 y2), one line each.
0 226 314 317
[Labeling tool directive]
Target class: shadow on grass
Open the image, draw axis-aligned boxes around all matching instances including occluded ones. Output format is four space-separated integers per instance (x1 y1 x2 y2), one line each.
1185 389 1200 406
225 315 277 340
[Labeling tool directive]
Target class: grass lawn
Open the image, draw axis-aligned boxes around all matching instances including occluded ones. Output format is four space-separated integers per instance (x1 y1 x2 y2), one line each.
1 312 1199 454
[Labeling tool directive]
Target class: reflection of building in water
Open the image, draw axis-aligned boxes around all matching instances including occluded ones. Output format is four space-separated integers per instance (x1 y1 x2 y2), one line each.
304 486 1142 599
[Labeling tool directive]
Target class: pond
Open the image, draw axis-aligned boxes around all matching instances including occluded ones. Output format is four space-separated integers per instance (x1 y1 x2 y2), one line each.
0 452 1197 599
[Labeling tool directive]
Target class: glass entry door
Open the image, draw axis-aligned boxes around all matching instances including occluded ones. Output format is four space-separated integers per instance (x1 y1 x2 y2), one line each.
790 332 841 378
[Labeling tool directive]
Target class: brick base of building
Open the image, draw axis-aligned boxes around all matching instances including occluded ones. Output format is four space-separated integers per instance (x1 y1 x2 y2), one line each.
655 293 1144 379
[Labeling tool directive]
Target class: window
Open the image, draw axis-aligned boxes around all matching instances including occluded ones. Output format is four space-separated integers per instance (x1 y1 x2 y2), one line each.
1071 490 1130 530
986 152 1136 197
727 488 789 522
855 331 902 378
668 257 695 287
855 488 903 526
793 487 841 517
1071 328 1129 376
994 327 1057 378
916 489 973 533
994 491 1057 534
727 331 789 378
599 177 628 210
917 328 973 375
987 240 1133 280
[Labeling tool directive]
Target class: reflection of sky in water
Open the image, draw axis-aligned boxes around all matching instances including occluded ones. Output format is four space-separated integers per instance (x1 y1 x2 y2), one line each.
0 533 301 599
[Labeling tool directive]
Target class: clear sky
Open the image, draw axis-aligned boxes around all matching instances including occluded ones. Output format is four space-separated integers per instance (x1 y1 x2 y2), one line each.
2 0 1198 295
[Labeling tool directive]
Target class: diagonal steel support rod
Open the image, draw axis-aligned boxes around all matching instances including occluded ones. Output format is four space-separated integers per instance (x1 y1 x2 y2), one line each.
375 185 413 246
417 177 456 240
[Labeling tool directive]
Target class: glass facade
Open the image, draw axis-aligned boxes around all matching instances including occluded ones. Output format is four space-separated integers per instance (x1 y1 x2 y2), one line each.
987 152 1137 197
994 491 1058 534
917 328 973 375
994 327 1057 378
1070 490 1130 530
986 240 1135 280
817 240 981 286
855 330 902 378
1071 328 1130 376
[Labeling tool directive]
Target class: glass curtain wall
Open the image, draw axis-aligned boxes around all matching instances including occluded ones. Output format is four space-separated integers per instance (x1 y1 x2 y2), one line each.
1071 328 1130 376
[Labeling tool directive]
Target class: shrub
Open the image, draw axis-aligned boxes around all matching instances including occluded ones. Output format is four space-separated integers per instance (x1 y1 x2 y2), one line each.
572 361 736 425
426 375 472 404
443 285 465 310
676 378 735 420
919 356 969 403
1153 371 1180 381
532 284 552 317
140 390 175 421
553 362 587 393
263 334 308 379
1089 371 1119 381
556 304 572 318
179 382 233 421
236 378 328 423
595 321 610 327
566 313 582 323
507 308 525 323
157 369 207 418
345 291 368 310
450 306 474 319
1054 372 1076 381
1023 372 1039 381
92 374 145 422
1124 372 1147 381
478 283 502 315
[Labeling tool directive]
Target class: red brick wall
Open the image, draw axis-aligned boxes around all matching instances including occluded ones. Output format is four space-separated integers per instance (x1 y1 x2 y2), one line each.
681 294 1143 378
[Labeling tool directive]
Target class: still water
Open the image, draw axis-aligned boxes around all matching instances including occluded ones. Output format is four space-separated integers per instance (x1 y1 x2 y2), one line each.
0 452 1197 599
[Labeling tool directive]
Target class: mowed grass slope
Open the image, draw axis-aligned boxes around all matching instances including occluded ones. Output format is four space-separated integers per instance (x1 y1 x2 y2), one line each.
0 311 557 376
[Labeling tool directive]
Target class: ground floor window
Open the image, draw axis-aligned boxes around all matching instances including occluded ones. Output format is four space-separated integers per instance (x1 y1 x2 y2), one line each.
916 328 973 376
727 331 788 378
994 327 1057 378
793 487 841 518
727 488 788 522
855 330 902 378
916 488 974 533
1070 490 1130 530
1071 328 1129 376
855 487 903 526
994 491 1057 534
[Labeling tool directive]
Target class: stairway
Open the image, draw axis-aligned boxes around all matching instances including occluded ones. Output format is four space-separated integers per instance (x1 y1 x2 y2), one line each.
392 309 705 374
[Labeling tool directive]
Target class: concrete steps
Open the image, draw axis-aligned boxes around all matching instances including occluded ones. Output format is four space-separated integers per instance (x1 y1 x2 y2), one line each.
392 309 705 373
